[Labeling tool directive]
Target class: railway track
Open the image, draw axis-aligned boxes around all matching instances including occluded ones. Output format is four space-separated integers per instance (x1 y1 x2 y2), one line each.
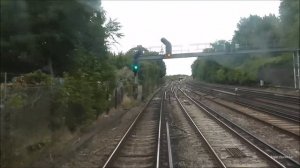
190 89 300 137
176 87 300 168
188 82 300 123
189 81 300 104
102 90 173 168
236 88 300 105
173 90 227 167
168 88 220 167
189 81 300 106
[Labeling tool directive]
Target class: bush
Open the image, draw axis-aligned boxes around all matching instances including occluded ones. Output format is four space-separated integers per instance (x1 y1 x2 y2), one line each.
51 51 116 132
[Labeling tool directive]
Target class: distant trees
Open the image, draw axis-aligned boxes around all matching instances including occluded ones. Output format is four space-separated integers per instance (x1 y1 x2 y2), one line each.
203 40 232 52
191 59 254 85
232 0 299 49
192 0 299 85
279 0 299 48
202 0 299 52
232 14 281 49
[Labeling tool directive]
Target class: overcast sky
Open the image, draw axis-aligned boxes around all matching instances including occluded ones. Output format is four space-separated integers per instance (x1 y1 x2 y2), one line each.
102 0 281 75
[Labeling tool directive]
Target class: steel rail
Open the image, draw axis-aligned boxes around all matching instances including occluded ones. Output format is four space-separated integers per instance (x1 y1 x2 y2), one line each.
174 91 227 168
190 90 300 137
248 97 299 113
156 91 163 168
235 100 300 123
102 88 161 168
166 119 173 168
238 88 300 100
180 88 300 168
188 82 300 105
189 84 300 123
163 91 174 168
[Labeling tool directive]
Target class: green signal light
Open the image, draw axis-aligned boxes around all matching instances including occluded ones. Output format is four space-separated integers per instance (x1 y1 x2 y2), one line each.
132 64 139 73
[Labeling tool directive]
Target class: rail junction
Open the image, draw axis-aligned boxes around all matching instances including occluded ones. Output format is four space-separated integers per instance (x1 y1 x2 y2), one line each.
101 80 300 167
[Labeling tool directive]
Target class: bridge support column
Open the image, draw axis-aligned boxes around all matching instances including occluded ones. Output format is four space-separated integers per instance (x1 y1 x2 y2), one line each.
296 50 300 90
293 51 300 89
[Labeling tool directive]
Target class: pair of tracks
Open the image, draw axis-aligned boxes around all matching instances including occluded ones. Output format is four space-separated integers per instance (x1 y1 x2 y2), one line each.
190 89 300 137
189 81 300 105
102 90 173 168
174 87 300 168
188 82 300 123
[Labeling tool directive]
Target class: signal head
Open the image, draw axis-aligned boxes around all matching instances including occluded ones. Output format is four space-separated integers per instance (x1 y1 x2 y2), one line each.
132 64 140 73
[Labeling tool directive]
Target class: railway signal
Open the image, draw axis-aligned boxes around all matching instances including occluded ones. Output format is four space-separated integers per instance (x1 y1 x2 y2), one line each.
132 46 143 76
131 64 140 76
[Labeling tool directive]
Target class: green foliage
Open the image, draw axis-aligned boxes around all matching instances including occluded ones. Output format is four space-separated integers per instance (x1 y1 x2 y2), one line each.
232 0 299 49
1 0 106 75
138 60 165 96
104 18 124 47
210 40 231 52
0 0 124 132
109 53 131 69
22 70 53 85
236 55 284 77
279 0 299 47
192 53 293 86
191 59 254 85
193 0 298 86
232 14 281 49
139 50 166 86
52 49 116 132
109 48 166 97
261 54 292 68
126 46 149 56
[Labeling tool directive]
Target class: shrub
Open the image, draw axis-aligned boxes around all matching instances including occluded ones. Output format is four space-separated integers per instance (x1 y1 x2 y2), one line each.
51 50 116 132
22 70 52 85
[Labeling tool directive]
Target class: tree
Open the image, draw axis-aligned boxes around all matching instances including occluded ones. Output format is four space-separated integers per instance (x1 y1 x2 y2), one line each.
279 0 299 47
104 18 124 49
1 0 39 73
210 40 231 52
126 45 149 56
1 0 108 76
232 14 281 49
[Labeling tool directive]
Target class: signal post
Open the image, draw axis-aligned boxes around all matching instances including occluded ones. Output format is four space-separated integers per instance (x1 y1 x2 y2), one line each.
131 38 173 100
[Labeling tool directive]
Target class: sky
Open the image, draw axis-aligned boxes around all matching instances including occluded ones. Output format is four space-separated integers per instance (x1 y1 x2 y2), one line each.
102 0 281 75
